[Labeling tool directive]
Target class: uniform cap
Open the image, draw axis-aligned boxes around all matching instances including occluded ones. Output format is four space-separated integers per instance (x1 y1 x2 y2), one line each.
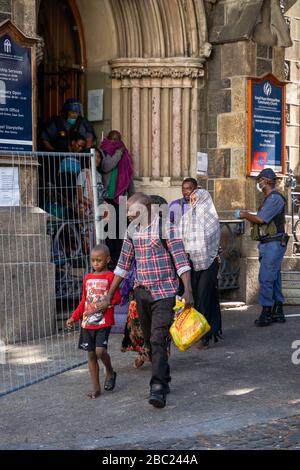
255 168 277 181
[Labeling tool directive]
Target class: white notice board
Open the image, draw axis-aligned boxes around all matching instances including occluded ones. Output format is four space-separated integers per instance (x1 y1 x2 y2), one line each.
197 152 208 175
88 89 104 122
0 167 20 206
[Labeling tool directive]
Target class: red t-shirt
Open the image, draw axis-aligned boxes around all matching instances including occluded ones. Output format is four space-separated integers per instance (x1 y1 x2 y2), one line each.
72 272 121 330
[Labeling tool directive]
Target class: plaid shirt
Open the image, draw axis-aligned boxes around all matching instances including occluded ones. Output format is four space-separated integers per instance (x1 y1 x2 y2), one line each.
114 216 191 300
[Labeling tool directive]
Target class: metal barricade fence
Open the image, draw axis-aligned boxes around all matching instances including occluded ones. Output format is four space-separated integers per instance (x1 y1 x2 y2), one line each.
285 169 300 254
290 190 300 254
0 150 245 397
0 150 98 396
219 220 244 291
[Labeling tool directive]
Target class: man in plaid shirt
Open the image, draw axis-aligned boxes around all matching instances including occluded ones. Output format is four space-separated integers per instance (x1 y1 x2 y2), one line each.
98 193 193 408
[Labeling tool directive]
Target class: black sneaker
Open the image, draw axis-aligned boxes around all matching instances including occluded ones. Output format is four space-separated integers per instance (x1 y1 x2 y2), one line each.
254 307 272 327
149 391 166 408
271 302 286 323
149 385 166 408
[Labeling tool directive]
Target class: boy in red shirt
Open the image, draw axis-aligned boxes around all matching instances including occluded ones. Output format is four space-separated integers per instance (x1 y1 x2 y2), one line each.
66 244 121 398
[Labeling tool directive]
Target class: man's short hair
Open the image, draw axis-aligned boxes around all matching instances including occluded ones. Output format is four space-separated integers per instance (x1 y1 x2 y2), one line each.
128 192 152 206
69 130 86 143
149 195 168 205
91 244 110 257
182 177 198 188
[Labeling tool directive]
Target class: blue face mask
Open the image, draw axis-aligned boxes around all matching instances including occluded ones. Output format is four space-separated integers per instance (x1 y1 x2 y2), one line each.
67 118 77 126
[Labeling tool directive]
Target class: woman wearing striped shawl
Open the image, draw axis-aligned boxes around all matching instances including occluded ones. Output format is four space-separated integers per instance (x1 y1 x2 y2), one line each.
179 188 222 347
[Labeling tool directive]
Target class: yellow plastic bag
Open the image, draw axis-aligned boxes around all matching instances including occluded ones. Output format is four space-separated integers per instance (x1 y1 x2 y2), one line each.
170 299 211 352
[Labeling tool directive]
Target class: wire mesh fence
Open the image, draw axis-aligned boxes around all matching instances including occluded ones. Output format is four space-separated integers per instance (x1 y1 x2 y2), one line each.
0 150 102 396
0 150 246 397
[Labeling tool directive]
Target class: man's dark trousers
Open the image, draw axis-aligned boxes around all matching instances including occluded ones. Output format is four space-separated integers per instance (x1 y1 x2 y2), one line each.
134 287 175 389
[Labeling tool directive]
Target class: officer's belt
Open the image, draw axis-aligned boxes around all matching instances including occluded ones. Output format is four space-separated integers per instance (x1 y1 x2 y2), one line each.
259 234 283 244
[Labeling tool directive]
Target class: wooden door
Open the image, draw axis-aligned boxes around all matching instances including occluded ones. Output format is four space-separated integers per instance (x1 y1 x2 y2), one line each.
38 0 86 125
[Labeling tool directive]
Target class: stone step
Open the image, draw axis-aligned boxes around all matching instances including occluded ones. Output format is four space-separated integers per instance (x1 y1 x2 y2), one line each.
281 261 300 306
0 207 48 235
2 303 57 343
0 262 56 310
0 262 56 343
281 271 300 305
0 235 52 263
282 257 300 271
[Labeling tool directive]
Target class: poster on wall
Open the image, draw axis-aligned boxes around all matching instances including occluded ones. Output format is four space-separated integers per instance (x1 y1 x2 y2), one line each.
0 167 20 206
0 27 33 151
88 89 104 122
248 73 286 176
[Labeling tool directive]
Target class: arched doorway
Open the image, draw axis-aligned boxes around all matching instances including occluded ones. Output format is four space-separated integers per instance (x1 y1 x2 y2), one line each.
37 0 86 127
75 0 210 193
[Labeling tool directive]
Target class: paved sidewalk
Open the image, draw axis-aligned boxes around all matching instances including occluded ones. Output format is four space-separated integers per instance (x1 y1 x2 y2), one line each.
1 305 300 450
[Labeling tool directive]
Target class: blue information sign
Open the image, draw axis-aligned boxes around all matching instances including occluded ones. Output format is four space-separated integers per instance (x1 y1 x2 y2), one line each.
248 74 285 175
0 33 33 151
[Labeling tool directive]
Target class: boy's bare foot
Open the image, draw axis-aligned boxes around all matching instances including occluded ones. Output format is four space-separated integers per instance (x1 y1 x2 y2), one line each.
86 390 101 399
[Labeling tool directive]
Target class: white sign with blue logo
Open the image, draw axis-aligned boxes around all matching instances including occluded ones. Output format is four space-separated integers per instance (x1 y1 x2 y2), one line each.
0 33 33 151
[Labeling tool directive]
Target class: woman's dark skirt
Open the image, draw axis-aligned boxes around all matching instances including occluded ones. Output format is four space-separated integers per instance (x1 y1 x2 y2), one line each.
191 258 222 343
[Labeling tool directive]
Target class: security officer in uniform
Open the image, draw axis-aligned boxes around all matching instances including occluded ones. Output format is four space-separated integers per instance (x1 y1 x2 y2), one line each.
40 98 96 186
41 98 96 153
236 168 288 326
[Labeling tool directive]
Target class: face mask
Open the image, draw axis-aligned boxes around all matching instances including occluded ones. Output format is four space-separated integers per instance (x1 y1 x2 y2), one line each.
256 182 264 193
67 118 77 125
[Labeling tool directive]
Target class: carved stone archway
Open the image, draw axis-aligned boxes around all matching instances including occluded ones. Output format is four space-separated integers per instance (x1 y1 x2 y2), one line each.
106 0 211 193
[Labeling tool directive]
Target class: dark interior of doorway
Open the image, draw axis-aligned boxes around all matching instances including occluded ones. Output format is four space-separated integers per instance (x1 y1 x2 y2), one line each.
37 0 85 141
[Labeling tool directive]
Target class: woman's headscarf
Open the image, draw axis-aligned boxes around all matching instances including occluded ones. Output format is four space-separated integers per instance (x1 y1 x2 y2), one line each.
179 189 220 271
100 137 133 204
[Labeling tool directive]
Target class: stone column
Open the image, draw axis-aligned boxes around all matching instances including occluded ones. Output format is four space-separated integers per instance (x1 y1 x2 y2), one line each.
160 87 170 177
140 85 150 177
151 87 161 178
121 81 131 150
172 87 182 178
111 79 121 131
131 86 140 177
110 58 205 201
182 86 191 176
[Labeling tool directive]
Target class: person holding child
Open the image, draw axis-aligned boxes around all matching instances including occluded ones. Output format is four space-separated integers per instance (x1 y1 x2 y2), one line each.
66 244 121 399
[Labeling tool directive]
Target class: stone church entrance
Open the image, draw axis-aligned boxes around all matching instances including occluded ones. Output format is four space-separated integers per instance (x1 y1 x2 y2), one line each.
37 0 212 200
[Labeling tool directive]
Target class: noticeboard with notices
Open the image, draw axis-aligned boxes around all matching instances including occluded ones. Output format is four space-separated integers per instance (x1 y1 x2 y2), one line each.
247 73 286 177
0 20 36 152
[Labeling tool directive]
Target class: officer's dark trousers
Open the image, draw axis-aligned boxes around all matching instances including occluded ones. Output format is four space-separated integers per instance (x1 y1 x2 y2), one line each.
258 241 286 307
134 287 175 389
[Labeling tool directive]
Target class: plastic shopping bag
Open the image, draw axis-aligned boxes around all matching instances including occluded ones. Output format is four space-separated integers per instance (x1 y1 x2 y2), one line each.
170 298 211 352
